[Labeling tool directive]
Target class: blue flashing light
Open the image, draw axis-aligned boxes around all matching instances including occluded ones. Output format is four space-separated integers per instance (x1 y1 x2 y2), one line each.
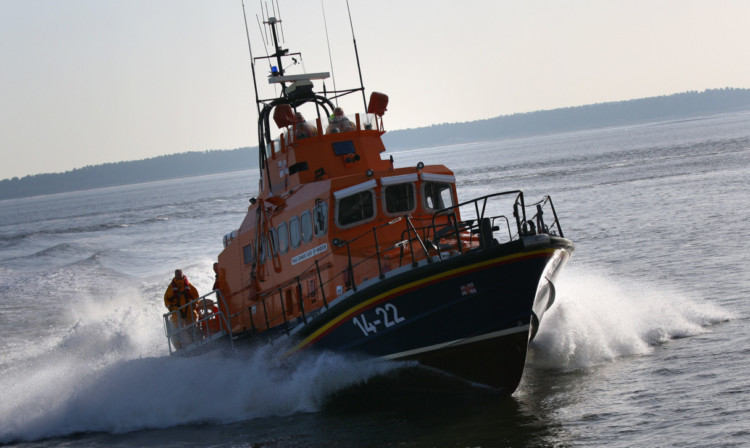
271 66 279 74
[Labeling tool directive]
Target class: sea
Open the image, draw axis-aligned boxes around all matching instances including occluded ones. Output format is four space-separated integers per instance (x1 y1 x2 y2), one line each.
1 111 749 447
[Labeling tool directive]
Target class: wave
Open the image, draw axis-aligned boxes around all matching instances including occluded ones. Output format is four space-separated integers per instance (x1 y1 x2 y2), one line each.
0 283 401 444
528 264 732 370
0 348 400 444
0 262 733 443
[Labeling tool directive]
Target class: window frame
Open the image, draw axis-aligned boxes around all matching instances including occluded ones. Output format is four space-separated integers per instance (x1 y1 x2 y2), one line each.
300 210 313 243
289 215 302 249
277 222 289 254
242 243 254 265
382 182 417 217
335 189 377 229
422 181 456 212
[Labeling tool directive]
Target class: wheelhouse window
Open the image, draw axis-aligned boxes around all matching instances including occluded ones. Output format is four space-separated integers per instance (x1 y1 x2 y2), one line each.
301 210 313 243
314 201 328 237
384 183 416 215
336 190 376 228
290 216 301 248
278 222 289 254
423 181 455 211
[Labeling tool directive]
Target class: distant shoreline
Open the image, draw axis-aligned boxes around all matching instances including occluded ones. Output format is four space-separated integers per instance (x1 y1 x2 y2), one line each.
2 88 749 201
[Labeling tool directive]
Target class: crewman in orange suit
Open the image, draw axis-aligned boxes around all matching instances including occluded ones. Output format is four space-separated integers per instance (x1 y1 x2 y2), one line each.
164 269 200 350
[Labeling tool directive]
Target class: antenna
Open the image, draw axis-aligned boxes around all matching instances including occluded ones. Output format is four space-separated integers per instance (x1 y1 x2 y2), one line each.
321 0 338 105
274 0 285 42
346 0 368 111
242 0 266 186
242 1 261 114
259 1 269 44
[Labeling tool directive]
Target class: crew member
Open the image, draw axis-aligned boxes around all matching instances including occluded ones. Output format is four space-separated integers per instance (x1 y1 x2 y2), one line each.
164 269 200 349
326 107 355 133
294 112 318 139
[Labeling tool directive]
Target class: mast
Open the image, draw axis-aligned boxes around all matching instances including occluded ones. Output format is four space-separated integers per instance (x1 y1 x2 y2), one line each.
267 17 287 77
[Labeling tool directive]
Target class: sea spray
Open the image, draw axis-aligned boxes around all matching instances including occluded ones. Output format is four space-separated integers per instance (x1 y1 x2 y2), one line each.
0 277 403 444
528 264 732 370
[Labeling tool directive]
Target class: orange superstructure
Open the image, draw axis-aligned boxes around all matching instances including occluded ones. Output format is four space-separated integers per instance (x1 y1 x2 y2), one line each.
217 105 463 337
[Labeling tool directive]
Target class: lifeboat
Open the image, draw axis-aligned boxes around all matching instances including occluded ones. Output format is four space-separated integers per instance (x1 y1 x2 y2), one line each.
163 8 574 394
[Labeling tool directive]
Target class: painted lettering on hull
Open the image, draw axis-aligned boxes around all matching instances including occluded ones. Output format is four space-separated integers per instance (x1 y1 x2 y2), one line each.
291 243 328 265
352 303 406 336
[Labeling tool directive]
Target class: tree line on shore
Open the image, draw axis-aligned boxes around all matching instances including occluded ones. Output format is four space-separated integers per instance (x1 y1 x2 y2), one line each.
2 88 749 201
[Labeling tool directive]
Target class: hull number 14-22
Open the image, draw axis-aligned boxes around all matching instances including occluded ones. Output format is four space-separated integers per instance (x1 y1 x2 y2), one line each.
352 303 405 336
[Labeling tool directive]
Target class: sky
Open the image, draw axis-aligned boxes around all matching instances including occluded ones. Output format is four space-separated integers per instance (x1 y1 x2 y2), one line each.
1 0 749 180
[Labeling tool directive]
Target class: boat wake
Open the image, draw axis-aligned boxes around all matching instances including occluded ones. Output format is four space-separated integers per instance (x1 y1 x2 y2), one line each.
0 287 401 444
1 263 732 443
528 263 733 370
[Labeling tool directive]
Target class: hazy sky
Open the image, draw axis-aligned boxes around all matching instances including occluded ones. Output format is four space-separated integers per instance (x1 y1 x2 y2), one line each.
2 0 749 180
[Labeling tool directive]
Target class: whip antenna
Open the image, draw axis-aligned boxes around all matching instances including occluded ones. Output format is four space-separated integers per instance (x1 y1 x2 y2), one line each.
346 0 367 111
274 0 285 43
242 0 267 186
321 0 338 105
242 0 261 116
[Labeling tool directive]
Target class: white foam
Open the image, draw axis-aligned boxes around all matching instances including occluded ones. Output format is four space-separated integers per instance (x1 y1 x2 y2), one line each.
528 264 732 370
0 281 401 443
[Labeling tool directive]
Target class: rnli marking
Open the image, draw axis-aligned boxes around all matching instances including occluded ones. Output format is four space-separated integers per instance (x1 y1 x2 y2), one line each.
278 160 288 178
291 243 328 265
460 282 477 296
353 303 405 336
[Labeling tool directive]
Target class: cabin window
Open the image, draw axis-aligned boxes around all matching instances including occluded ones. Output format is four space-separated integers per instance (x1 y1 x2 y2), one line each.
258 235 267 264
243 243 254 264
314 201 328 237
336 190 376 228
290 216 301 248
278 222 289 254
384 183 416 215
269 228 278 255
423 181 455 211
301 210 313 243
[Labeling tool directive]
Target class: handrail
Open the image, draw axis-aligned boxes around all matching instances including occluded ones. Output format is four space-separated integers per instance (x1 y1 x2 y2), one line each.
192 191 565 347
163 289 234 355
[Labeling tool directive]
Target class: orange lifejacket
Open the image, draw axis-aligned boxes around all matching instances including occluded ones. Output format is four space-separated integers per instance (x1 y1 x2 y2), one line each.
167 277 198 319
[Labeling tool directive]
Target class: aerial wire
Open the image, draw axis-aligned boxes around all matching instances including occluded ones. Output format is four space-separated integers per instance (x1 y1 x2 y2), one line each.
346 0 367 111
242 0 268 189
320 0 338 106
242 0 261 118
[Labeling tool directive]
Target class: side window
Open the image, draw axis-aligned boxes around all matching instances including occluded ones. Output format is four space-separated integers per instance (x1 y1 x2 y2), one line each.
243 243 254 264
290 216 301 248
336 190 376 227
258 235 267 264
301 210 313 243
314 201 328 237
278 222 289 254
384 183 416 215
269 228 278 256
423 182 455 211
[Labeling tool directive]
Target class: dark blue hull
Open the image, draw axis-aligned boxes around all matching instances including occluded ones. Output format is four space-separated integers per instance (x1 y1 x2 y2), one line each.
284 236 573 393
